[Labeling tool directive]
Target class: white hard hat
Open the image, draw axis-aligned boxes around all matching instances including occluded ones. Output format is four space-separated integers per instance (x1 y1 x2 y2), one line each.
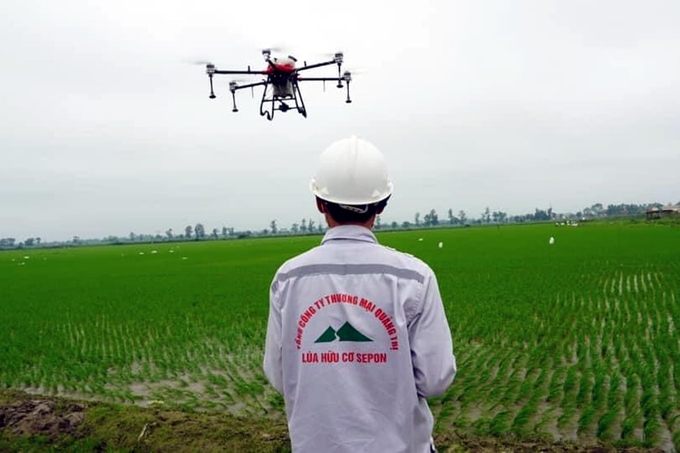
310 135 393 205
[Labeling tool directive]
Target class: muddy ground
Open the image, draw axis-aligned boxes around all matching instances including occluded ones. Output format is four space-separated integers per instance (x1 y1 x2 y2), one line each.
0 390 667 452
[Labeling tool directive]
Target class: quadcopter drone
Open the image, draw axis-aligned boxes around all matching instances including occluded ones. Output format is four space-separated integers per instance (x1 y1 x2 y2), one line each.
202 49 353 120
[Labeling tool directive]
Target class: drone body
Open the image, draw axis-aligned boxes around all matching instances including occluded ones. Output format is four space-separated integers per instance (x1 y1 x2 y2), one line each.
204 49 352 121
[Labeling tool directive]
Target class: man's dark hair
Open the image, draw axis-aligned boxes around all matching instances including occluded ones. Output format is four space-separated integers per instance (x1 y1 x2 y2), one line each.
319 197 389 224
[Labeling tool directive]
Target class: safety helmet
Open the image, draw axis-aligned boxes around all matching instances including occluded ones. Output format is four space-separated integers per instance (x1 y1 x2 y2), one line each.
310 135 393 206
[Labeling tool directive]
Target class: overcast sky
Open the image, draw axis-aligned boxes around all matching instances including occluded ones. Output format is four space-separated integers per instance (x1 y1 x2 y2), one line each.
1 0 678 242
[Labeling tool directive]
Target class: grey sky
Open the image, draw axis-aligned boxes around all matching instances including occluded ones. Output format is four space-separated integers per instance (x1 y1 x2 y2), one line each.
1 0 678 242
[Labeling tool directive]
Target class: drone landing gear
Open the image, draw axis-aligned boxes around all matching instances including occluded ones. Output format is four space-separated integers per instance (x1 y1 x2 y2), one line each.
259 81 308 121
231 89 239 112
209 74 216 99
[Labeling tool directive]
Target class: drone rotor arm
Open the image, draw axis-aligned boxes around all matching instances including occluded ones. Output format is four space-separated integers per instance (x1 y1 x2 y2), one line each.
295 59 338 72
296 77 344 81
230 80 267 91
213 69 268 75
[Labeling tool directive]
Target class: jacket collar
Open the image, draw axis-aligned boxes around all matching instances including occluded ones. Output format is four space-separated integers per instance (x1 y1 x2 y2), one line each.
321 225 378 245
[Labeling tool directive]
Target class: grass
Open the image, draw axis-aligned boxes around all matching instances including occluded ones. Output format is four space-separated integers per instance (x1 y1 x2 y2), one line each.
1 221 679 451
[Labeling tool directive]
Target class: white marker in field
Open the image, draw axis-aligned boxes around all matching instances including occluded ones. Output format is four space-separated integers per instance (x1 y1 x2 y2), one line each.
438 242 443 248
549 237 555 245
418 238 424 241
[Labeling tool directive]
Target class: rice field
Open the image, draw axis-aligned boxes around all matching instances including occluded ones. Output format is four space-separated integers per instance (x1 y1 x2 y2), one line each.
1 222 679 450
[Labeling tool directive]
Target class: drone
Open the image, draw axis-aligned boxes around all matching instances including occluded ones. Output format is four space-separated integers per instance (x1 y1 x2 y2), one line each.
202 49 353 120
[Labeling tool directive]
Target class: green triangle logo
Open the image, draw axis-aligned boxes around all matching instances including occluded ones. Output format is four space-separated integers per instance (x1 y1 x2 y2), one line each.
314 322 373 343
337 322 372 342
314 327 337 343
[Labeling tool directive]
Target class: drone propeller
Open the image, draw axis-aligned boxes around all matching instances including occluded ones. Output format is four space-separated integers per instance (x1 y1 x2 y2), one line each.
309 50 345 63
343 67 367 76
183 57 215 66
227 78 251 87
321 50 344 57
260 44 291 59
262 46 286 53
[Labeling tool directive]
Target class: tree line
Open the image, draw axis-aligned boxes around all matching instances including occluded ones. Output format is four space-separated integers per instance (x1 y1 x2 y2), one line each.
1 201 675 250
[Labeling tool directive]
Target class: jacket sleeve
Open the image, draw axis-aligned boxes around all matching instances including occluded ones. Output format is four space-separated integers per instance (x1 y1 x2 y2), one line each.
263 279 284 393
408 271 457 398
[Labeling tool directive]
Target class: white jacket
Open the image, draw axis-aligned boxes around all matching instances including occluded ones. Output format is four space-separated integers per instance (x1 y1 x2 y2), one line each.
264 225 456 453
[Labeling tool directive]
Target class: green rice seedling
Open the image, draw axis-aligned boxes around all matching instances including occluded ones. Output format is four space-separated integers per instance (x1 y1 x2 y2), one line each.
620 411 642 442
624 375 640 414
596 407 619 441
577 406 597 436
607 373 622 408
488 410 512 436
590 370 608 410
575 371 593 409
547 368 566 403
557 406 576 431
510 400 537 436
642 417 661 447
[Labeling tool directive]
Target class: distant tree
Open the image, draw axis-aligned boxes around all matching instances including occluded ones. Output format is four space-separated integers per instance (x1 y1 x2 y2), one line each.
458 210 467 224
402 221 412 228
0 238 16 248
166 228 173 239
211 228 219 239
73 236 82 244
301 219 307 233
391 221 398 229
185 225 193 238
429 209 438 226
129 232 136 242
415 212 420 226
375 216 382 229
291 223 299 234
482 207 491 223
195 223 205 239
222 226 228 238
36 237 41 245
591 203 604 217
270 220 278 235
533 208 552 221
308 219 315 231
448 209 454 225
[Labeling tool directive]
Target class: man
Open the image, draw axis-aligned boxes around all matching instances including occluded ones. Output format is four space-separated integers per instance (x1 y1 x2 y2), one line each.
263 135 456 453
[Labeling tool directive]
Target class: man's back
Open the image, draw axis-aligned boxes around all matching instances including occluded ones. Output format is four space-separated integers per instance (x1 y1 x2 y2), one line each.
264 225 456 453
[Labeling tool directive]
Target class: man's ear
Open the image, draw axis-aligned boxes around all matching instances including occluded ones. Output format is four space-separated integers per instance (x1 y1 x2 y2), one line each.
316 198 327 214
